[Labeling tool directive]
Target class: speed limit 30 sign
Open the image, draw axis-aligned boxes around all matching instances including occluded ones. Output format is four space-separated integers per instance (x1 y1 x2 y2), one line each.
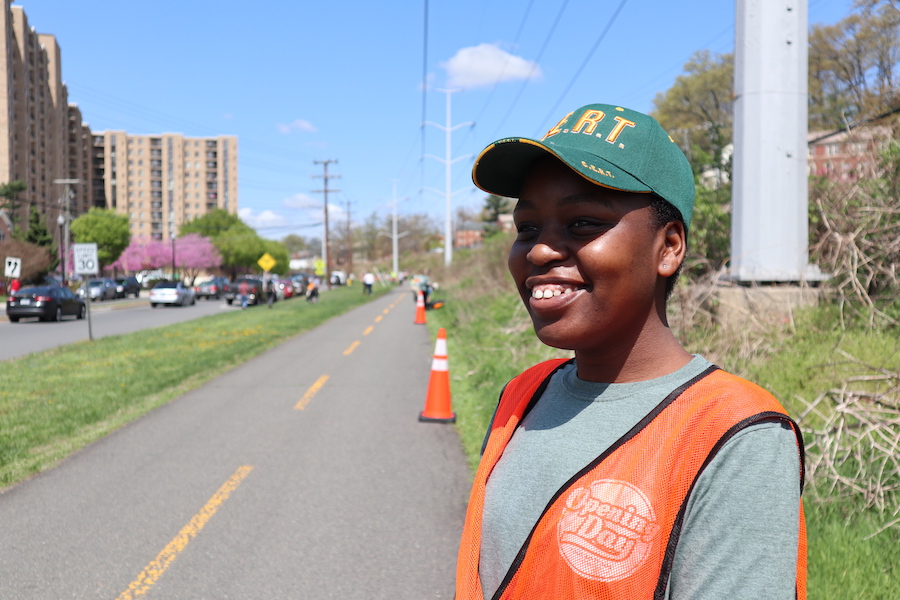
73 243 99 276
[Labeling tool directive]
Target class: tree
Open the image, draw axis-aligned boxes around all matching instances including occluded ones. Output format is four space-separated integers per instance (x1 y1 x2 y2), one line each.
22 206 55 248
69 208 130 267
808 3 900 129
178 208 243 238
179 208 267 276
109 237 169 273
215 224 267 278
0 180 26 232
281 233 313 255
481 194 513 237
175 234 222 285
0 238 54 284
652 50 734 183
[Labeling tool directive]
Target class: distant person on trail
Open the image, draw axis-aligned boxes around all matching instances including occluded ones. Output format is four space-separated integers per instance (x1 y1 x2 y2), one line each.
363 272 375 295
454 103 807 600
266 279 276 308
238 280 250 310
306 278 319 304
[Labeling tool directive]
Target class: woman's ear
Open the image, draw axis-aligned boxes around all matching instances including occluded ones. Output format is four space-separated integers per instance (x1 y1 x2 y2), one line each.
658 221 687 277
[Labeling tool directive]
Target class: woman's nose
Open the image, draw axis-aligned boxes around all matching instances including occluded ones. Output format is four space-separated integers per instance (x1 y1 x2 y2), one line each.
526 235 568 265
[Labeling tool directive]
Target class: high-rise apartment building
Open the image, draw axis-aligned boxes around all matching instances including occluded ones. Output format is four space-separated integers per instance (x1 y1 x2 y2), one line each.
0 1 239 247
0 0 93 240
92 132 238 241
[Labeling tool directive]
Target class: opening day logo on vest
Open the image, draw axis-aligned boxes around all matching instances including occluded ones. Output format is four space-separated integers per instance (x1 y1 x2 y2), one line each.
557 479 660 582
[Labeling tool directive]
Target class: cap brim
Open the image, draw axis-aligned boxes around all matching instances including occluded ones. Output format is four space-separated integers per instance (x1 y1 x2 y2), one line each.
472 137 651 198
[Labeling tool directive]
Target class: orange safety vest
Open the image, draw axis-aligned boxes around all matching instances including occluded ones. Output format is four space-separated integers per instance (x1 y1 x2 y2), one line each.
456 359 807 600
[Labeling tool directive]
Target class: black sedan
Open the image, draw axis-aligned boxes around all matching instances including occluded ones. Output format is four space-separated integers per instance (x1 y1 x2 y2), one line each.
6 286 86 322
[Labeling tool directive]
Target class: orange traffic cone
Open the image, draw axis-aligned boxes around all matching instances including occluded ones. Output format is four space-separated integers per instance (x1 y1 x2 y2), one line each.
414 290 427 324
419 327 455 423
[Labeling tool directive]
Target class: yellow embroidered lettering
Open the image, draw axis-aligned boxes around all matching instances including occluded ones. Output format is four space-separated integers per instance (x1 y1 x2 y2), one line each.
571 110 605 135
607 116 636 143
542 111 573 140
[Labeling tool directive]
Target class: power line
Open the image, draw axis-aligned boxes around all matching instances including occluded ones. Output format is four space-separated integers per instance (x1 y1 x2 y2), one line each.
538 0 630 134
489 0 572 139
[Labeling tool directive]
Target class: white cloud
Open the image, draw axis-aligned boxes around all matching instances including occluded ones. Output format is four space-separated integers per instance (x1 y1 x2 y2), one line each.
276 119 317 135
441 43 541 89
282 193 319 210
239 207 287 230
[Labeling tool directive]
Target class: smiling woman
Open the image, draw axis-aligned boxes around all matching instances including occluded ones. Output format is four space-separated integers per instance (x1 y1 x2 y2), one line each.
455 103 808 600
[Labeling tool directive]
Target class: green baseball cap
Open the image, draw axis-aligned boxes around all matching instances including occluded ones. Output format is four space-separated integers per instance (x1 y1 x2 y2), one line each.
471 103 695 229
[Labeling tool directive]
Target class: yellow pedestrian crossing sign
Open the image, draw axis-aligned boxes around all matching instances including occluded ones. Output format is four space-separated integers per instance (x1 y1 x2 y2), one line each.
257 252 277 272
314 259 325 276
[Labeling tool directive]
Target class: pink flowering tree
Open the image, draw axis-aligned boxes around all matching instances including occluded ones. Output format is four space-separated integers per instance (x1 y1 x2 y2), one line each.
174 234 222 285
107 237 170 273
106 234 220 284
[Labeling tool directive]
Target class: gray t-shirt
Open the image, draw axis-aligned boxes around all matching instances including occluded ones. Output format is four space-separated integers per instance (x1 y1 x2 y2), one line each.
479 356 800 600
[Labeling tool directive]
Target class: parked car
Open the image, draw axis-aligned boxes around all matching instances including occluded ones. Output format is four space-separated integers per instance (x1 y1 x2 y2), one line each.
78 278 117 301
330 270 347 286
6 285 86 322
115 276 142 298
149 281 196 307
194 276 230 300
277 279 293 299
224 277 264 306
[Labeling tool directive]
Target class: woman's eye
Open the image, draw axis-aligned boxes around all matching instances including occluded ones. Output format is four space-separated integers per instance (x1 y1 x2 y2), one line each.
570 218 605 231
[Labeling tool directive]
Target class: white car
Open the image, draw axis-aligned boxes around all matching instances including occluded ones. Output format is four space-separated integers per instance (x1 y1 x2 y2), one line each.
149 281 196 307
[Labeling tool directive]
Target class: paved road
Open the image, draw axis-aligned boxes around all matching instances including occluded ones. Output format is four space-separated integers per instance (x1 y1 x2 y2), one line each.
0 287 471 599
0 295 237 362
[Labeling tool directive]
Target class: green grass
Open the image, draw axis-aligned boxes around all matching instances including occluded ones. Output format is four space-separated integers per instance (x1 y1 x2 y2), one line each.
424 242 899 598
0 285 386 488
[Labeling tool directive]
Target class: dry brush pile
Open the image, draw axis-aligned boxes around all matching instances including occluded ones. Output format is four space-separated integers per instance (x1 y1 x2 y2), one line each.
795 351 900 537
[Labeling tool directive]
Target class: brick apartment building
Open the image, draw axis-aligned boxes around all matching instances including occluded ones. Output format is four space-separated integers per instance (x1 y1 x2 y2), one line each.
92 132 238 241
0 0 92 241
0 0 238 247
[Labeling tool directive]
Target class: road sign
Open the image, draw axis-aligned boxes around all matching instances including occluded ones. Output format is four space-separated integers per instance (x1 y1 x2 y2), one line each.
257 252 276 272
314 258 325 276
4 257 21 278
73 243 99 276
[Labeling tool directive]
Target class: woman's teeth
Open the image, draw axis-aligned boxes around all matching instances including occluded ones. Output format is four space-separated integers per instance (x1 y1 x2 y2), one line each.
531 287 573 299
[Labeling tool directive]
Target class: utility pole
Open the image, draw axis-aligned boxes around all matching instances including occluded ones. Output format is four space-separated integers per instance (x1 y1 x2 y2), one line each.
345 198 353 277
52 178 80 284
425 89 473 267
313 160 339 289
388 180 409 276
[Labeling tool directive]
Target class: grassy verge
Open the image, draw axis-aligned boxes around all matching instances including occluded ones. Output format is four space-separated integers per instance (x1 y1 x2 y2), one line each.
423 236 898 599
0 285 386 488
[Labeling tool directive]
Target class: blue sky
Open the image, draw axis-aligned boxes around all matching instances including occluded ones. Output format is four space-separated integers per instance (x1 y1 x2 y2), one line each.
17 0 853 240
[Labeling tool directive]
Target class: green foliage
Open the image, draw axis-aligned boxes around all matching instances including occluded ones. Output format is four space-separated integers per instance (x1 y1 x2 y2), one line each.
69 208 130 267
0 180 26 230
686 178 731 275
652 50 734 177
22 206 55 248
179 209 267 275
480 194 513 237
261 239 290 275
178 208 243 238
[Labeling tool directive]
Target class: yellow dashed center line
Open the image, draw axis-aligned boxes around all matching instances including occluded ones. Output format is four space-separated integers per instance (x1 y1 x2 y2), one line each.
363 325 374 336
295 375 329 410
374 315 383 323
343 340 361 355
116 465 254 600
